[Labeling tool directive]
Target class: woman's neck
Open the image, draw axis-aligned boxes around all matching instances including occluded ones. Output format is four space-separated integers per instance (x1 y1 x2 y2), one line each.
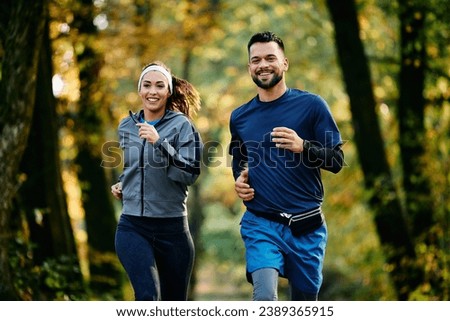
143 109 165 122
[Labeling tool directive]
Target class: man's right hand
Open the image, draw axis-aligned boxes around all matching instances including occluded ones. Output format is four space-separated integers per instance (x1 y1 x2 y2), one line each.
235 168 255 201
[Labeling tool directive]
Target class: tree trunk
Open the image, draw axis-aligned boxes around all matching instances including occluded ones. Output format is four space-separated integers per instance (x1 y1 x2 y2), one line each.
0 0 47 300
17 16 80 263
326 0 419 299
72 0 123 296
398 0 434 238
398 0 446 298
179 47 204 300
10 16 84 299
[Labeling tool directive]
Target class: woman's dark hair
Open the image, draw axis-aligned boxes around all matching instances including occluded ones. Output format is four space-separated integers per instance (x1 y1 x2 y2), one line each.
247 31 285 53
142 61 201 118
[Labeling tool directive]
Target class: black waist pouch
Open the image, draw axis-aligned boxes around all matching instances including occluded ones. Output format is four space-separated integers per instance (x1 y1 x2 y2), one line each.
288 207 324 236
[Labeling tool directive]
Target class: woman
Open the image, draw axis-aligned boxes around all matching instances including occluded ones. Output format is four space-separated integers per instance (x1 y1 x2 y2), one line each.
111 61 202 300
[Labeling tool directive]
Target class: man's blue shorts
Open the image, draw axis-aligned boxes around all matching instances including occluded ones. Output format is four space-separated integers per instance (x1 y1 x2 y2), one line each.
240 210 328 294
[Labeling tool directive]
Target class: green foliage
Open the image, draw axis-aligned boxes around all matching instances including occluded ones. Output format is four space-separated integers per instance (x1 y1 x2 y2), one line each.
39 256 87 300
409 224 450 300
9 239 89 301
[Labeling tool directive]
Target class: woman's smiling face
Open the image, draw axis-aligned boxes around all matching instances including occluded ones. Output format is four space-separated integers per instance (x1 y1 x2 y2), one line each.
139 71 171 120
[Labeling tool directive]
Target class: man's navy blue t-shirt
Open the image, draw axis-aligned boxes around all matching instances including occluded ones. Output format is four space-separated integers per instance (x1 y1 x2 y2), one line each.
229 88 342 214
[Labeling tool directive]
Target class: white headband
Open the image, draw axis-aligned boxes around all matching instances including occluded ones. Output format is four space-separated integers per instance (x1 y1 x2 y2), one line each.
137 65 173 93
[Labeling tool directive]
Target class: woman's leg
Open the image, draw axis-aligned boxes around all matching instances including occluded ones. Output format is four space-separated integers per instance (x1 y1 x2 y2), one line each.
115 216 160 300
155 218 195 301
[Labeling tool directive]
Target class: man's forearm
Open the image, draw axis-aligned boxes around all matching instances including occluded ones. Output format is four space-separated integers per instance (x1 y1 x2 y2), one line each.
303 140 344 174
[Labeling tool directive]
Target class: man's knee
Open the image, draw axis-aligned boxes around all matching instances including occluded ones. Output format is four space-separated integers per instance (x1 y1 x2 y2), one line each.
252 268 278 301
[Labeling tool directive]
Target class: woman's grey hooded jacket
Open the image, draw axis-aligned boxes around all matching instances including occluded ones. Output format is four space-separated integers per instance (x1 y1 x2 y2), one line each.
118 109 203 218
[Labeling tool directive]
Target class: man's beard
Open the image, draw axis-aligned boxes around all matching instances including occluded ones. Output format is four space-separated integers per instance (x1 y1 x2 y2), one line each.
252 72 283 89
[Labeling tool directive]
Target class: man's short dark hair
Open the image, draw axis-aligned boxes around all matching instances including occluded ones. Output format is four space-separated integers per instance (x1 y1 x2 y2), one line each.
247 31 285 53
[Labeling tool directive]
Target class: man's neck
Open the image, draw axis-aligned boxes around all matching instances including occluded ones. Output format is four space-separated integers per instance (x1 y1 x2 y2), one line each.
257 82 287 102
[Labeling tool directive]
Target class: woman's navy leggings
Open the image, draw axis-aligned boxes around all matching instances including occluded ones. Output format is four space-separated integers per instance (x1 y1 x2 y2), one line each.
115 214 195 301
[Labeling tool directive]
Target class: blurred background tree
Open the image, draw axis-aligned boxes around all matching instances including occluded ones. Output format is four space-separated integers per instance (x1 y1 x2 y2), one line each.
0 0 448 300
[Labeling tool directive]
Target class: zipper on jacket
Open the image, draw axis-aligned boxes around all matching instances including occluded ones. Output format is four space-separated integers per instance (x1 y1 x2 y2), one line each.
139 140 145 216
129 111 146 216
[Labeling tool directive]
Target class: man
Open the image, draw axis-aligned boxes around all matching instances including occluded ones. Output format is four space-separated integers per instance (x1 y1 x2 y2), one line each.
229 31 344 301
